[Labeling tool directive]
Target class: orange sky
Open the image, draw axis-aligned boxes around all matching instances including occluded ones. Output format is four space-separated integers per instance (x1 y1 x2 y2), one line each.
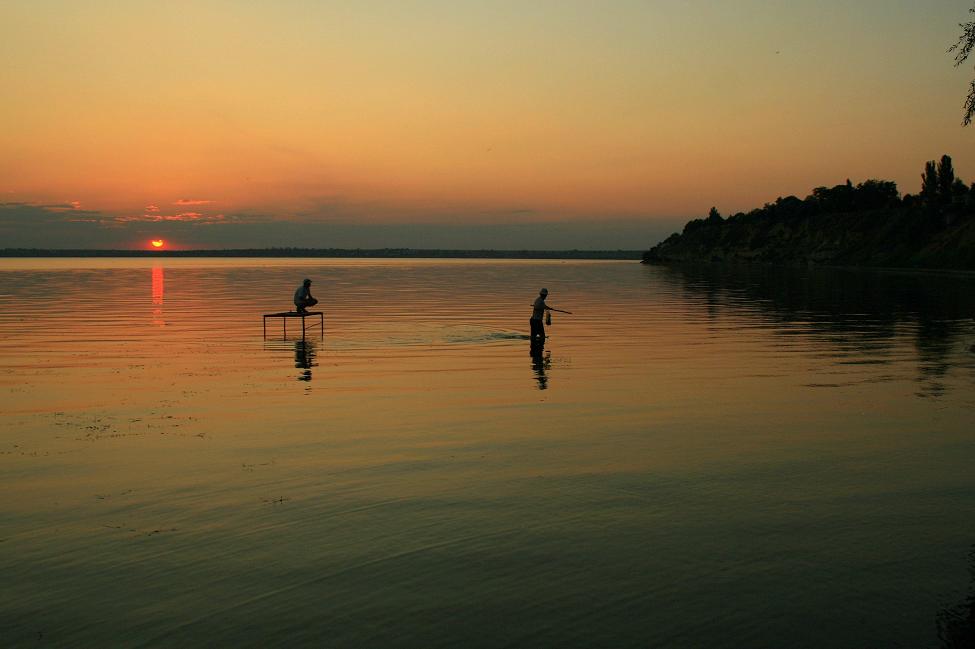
2 1 975 248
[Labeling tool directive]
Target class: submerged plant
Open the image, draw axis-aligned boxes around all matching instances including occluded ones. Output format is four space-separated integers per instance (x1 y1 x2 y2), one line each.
937 545 975 648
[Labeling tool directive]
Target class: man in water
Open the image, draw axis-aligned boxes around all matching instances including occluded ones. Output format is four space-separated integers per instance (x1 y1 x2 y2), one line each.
294 278 318 314
530 287 552 343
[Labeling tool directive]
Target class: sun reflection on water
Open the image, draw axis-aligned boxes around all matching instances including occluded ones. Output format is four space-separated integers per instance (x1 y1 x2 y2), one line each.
151 265 165 327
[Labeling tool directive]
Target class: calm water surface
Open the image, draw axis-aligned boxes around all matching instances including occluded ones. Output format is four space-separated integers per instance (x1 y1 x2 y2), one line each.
1 259 974 648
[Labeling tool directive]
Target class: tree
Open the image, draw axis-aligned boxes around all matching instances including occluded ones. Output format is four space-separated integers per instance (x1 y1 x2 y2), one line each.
952 177 969 200
854 179 899 209
921 160 939 203
938 154 956 202
809 184 855 213
707 206 723 223
949 5 975 125
774 195 804 217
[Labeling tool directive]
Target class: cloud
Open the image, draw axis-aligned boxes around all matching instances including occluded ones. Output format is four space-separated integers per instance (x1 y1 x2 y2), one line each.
27 202 83 212
163 212 223 222
145 205 160 212
156 216 683 250
174 199 214 206
285 196 542 225
1 202 121 247
114 212 225 223
1 200 684 250
1 201 98 218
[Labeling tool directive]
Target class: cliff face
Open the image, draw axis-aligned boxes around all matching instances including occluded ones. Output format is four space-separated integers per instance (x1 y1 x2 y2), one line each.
644 206 975 270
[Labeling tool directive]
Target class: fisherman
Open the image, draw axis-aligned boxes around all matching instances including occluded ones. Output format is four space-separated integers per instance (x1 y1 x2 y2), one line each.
293 278 318 314
530 287 552 343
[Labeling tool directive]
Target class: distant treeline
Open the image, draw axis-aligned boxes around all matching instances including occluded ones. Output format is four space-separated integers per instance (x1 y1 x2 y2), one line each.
0 248 642 260
644 155 975 270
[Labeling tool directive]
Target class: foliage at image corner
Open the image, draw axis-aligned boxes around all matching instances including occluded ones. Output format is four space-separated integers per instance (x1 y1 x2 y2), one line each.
949 4 975 126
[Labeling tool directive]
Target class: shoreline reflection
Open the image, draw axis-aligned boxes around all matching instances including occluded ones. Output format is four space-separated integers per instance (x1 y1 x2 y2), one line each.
654 263 975 398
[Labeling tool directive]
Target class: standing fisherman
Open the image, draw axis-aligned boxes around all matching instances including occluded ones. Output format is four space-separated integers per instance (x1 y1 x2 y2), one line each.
530 287 571 343
529 288 550 342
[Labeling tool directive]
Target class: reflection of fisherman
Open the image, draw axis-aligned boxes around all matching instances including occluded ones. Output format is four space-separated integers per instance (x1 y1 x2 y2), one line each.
294 278 318 314
530 288 552 343
530 344 550 390
295 339 316 382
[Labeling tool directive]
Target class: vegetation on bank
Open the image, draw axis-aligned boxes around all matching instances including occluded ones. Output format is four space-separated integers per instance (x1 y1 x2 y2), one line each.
0 248 642 260
643 155 975 270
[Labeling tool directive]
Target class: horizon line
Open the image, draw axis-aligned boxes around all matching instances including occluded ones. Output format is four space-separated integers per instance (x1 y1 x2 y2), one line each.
0 247 644 259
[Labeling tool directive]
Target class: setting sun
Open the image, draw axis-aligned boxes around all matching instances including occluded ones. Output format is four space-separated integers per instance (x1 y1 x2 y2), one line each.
150 239 164 249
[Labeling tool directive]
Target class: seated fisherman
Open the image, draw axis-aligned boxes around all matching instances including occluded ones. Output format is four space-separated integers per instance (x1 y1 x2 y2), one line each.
293 278 318 314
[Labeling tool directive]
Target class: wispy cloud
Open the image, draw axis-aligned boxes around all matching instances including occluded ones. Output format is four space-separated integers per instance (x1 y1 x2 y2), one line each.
115 211 225 223
2 201 97 216
29 201 83 212
145 204 160 212
1 202 118 247
174 199 214 206
1 200 679 250
165 212 219 222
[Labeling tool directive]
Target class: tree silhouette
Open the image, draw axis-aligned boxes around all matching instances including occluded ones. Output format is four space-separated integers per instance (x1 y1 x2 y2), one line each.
938 154 956 202
949 5 975 125
921 160 939 204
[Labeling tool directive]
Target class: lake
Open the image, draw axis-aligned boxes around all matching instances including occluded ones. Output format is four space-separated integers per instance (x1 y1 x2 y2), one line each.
1 258 974 648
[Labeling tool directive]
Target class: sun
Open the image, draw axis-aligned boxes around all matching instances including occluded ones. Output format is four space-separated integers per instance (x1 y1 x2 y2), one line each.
150 239 165 249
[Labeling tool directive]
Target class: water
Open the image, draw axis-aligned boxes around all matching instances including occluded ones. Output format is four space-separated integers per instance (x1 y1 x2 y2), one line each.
1 258 974 648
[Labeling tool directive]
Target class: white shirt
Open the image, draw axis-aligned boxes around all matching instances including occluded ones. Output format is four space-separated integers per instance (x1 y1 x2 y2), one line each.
531 296 547 320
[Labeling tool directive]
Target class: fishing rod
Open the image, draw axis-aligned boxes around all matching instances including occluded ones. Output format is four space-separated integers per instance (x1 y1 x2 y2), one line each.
529 305 573 314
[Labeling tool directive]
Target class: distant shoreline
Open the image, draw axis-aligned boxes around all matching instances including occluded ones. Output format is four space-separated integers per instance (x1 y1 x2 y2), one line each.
0 248 643 260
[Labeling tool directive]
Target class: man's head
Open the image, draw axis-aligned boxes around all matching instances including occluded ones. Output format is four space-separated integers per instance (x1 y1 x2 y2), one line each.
303 278 312 286
540 288 548 296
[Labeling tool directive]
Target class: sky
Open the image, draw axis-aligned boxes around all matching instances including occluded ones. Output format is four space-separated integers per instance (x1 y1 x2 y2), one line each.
2 0 975 250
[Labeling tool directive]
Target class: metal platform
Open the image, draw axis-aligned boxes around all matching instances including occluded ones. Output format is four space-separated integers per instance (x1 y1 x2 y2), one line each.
263 311 324 340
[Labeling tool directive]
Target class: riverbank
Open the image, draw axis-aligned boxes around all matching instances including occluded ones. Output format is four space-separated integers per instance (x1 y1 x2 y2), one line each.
644 204 975 270
644 159 975 270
